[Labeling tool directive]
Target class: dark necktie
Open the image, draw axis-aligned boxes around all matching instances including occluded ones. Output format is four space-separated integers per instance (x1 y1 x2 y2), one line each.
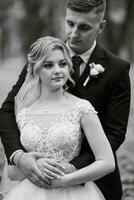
72 55 83 82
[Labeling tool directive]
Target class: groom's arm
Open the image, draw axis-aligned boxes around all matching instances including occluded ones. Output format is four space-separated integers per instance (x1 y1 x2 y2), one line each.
70 61 131 170
102 62 131 151
0 64 28 162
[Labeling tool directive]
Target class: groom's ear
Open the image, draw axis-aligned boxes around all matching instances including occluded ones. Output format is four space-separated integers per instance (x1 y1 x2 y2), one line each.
98 20 106 34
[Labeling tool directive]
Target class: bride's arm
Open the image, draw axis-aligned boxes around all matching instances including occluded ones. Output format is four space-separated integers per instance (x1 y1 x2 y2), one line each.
52 112 115 187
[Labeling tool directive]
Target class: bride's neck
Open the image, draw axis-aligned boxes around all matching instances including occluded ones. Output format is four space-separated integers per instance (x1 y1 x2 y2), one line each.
39 86 65 103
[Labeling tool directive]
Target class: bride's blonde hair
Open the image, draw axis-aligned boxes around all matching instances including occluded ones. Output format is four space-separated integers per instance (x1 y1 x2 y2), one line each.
15 36 74 115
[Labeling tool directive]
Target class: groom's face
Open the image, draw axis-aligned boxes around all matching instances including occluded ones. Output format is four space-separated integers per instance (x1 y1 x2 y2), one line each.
65 8 103 54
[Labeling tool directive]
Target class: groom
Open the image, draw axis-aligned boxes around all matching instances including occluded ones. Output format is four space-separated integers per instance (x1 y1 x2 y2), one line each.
0 0 130 199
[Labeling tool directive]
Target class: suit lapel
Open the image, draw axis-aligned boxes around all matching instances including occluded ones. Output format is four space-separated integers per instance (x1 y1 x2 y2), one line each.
77 44 106 86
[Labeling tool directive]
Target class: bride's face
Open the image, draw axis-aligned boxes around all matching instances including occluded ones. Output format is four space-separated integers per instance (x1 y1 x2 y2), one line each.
39 49 70 91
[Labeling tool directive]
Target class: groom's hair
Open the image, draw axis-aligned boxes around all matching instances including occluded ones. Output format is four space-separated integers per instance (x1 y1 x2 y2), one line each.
66 0 106 15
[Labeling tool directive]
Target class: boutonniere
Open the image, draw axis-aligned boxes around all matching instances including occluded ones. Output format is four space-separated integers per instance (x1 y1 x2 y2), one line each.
83 62 105 87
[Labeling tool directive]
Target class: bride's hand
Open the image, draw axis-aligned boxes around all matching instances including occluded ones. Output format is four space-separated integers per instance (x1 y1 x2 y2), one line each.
49 161 77 189
37 158 65 180
59 161 76 174
50 173 69 189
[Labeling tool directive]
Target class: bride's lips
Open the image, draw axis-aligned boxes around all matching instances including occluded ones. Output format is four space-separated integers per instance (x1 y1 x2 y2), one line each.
52 77 63 80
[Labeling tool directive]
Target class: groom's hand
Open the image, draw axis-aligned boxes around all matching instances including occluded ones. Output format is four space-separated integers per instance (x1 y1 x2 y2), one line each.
13 151 52 188
13 151 65 188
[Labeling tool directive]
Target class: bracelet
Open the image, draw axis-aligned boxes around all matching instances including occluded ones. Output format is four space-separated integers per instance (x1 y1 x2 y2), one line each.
17 152 25 169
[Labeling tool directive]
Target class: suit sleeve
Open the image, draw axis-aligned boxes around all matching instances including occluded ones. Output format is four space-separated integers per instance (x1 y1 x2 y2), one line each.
103 63 131 151
70 62 131 169
0 64 28 161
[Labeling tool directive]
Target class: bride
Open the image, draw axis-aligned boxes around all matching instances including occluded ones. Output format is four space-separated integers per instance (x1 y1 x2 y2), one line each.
2 36 115 200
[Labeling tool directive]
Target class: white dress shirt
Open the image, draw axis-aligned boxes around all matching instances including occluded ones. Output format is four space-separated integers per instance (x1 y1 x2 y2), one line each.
67 40 96 76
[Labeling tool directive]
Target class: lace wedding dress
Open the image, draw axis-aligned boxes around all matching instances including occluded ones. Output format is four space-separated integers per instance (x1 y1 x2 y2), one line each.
2 99 105 200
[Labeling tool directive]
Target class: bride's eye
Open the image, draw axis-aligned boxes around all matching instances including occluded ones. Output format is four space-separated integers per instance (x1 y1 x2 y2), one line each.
43 63 53 69
59 61 67 68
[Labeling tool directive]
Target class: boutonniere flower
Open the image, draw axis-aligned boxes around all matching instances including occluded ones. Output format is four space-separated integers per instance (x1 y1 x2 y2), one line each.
83 63 105 87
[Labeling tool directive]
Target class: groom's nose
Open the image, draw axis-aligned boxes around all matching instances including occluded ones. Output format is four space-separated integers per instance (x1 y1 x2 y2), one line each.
70 26 79 39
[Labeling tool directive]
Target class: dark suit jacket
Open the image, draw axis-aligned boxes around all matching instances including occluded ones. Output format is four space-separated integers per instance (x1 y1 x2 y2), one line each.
0 44 131 200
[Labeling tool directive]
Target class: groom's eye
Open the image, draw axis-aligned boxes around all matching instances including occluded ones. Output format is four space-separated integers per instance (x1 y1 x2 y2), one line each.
79 24 91 31
66 20 74 27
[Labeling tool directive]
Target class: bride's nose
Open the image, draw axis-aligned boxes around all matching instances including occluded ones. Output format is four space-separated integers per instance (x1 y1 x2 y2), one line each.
53 64 61 74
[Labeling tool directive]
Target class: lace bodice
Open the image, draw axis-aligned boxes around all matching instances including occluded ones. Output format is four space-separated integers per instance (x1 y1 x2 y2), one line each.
16 99 97 162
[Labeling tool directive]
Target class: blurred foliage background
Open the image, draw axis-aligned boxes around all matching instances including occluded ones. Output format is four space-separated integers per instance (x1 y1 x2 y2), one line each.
0 0 134 199
0 0 134 62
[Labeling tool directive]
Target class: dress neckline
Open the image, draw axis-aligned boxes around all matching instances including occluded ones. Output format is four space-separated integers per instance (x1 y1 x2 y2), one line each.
19 98 84 116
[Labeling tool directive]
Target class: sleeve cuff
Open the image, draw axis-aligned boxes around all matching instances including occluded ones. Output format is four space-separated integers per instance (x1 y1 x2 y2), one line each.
10 150 24 165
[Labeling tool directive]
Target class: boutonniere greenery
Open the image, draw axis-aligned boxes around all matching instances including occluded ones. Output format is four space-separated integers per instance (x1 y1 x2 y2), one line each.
83 62 105 86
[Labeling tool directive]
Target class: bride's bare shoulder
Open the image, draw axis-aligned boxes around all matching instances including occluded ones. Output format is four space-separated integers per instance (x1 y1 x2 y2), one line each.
65 92 83 103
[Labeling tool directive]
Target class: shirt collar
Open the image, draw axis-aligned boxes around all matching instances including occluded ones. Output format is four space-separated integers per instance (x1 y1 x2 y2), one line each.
67 40 96 64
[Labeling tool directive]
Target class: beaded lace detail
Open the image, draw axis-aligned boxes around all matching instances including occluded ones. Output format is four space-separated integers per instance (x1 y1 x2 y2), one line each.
16 99 97 162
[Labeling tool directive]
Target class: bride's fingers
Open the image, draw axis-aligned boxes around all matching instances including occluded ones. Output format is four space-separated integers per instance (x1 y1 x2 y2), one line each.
47 159 65 171
32 165 51 184
43 168 62 179
37 159 65 175
44 163 64 176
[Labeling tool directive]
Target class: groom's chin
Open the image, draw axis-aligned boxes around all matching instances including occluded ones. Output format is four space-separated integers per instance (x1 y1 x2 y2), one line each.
68 42 81 54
